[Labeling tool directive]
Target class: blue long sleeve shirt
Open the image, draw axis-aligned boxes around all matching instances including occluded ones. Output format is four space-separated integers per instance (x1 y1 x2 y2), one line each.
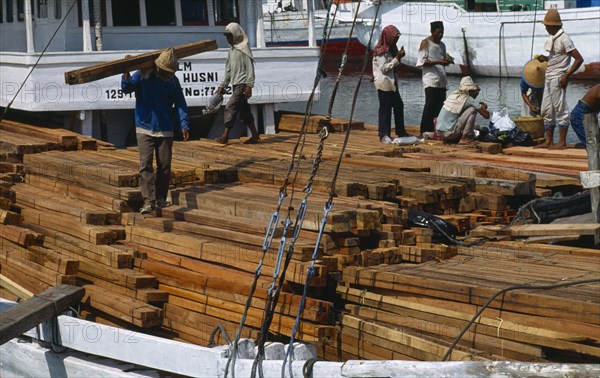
121 71 189 137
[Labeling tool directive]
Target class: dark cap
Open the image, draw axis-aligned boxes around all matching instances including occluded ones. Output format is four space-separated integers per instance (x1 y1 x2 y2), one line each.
430 21 444 32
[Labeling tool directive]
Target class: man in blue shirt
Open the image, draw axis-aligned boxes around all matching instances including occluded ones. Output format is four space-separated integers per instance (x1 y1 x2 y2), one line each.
122 48 190 214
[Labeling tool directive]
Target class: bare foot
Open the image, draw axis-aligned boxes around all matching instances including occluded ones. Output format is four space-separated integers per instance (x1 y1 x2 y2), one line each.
243 136 261 144
533 142 551 149
550 143 568 150
215 136 228 144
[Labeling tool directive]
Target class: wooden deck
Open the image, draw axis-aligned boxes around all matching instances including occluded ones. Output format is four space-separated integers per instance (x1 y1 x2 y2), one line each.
1 119 598 363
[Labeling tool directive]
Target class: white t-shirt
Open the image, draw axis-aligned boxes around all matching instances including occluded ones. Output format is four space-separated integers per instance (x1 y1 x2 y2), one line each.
542 30 576 79
416 38 447 89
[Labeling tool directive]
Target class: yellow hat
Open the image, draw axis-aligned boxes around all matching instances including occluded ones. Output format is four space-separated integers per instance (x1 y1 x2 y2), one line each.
543 9 562 26
155 48 178 73
522 59 547 88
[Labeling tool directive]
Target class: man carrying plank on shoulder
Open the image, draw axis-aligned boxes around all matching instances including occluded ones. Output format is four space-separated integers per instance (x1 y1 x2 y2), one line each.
121 48 190 215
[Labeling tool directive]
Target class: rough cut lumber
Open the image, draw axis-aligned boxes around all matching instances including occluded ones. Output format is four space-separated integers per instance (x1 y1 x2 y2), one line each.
0 284 84 345
64 39 218 84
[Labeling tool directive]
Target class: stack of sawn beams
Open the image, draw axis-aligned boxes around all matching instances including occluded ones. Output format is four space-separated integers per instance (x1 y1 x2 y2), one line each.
1 123 598 361
328 243 600 362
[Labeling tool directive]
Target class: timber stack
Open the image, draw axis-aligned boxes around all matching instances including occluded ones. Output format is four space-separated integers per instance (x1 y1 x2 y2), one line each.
0 120 598 362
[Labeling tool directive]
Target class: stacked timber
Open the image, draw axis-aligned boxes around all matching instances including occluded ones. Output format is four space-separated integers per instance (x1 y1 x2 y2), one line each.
0 121 598 363
331 244 600 362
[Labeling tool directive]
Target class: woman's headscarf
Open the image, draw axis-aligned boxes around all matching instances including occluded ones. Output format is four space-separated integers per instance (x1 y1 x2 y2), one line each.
443 76 480 114
373 25 400 57
224 22 253 60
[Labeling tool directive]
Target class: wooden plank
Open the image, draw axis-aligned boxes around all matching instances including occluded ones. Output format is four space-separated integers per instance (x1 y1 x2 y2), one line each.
0 273 33 300
64 39 218 84
0 284 84 345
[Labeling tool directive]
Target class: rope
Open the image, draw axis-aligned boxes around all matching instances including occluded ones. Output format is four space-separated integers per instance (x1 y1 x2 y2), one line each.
441 278 600 361
208 324 231 348
225 3 339 378
282 2 382 377
0 0 78 123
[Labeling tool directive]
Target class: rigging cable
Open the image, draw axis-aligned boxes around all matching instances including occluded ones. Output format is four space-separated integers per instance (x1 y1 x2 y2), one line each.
223 2 340 377
249 4 346 378
441 278 600 361
530 0 539 59
0 0 79 123
282 2 383 377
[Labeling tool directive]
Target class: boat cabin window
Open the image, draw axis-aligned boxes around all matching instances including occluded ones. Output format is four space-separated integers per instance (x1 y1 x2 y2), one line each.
37 0 47 18
17 0 34 21
6 0 13 22
181 0 208 26
213 0 238 25
0 0 3 22
54 0 60 19
146 0 175 26
111 0 140 26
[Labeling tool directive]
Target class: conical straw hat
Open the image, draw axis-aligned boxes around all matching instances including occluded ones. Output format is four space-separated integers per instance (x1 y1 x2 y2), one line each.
155 48 178 73
522 59 547 88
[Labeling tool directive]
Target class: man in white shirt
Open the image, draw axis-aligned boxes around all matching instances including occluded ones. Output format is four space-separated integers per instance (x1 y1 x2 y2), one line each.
416 21 451 136
535 9 584 149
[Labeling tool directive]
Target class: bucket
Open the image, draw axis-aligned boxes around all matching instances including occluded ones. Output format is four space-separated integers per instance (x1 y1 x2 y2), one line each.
513 116 544 139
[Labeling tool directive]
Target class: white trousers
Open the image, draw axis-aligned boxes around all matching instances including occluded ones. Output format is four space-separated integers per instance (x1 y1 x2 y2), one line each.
541 77 569 130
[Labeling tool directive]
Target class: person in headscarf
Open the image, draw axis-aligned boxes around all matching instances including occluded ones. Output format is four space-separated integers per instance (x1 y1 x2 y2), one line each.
434 76 489 144
121 48 190 214
416 21 451 136
535 9 583 149
372 25 408 144
215 22 260 144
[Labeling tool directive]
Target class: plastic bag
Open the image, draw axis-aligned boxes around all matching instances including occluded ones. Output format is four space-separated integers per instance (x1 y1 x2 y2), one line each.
392 136 423 145
489 107 515 132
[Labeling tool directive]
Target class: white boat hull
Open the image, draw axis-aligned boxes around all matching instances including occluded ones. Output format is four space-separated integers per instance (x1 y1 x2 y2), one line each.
350 1 600 78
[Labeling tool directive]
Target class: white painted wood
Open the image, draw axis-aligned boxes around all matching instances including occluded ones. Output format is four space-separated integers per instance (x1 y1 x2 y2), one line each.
580 170 600 189
341 361 600 378
305 0 315 47
174 0 183 27
284 342 316 360
263 103 276 134
1 339 160 378
0 299 224 377
263 342 286 360
255 0 266 48
25 0 35 53
139 0 147 27
81 0 92 52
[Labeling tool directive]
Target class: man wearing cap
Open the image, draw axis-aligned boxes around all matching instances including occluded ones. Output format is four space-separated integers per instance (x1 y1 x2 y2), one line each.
416 21 451 136
122 48 190 214
520 59 546 116
435 76 489 144
535 9 584 149
215 22 261 145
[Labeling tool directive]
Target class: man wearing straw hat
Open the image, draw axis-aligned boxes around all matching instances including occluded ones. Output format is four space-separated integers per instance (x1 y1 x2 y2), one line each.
535 9 584 149
520 59 546 117
122 48 190 214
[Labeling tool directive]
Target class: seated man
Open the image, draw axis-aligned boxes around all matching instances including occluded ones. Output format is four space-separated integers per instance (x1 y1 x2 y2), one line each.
435 76 490 144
